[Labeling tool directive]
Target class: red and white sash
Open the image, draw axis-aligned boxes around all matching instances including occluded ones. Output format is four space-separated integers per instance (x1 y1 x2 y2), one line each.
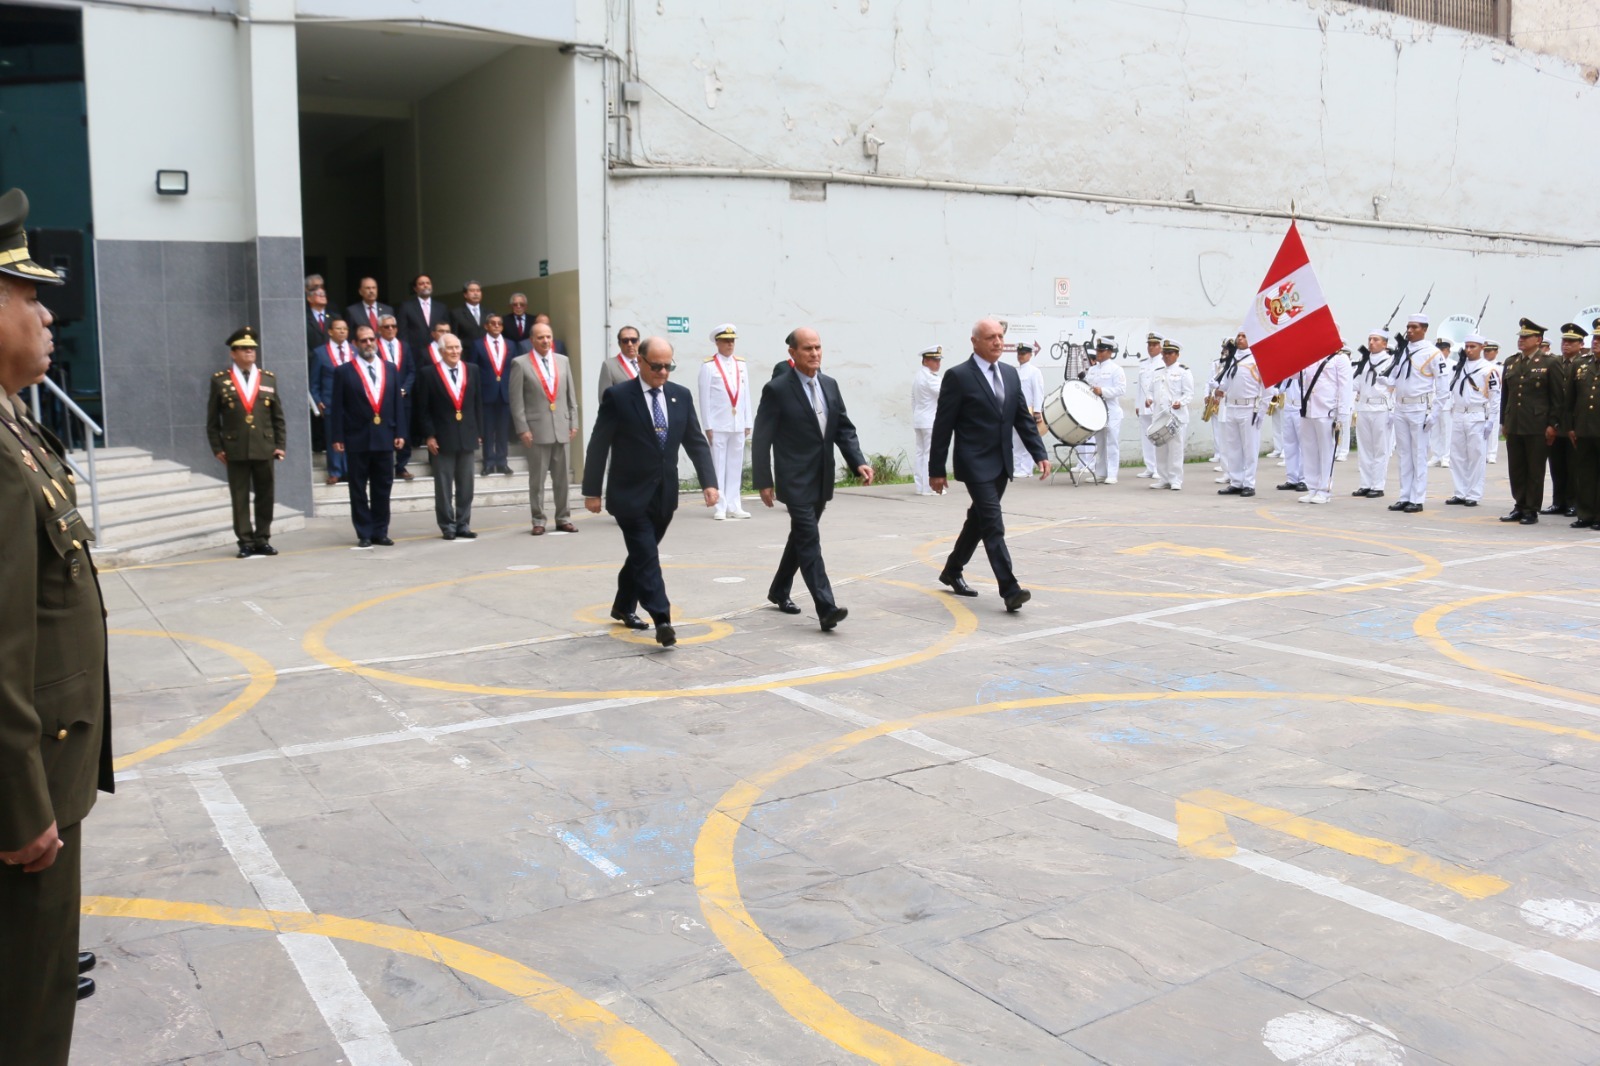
530 353 560 410
484 336 508 379
713 355 741 410
435 360 467 416
230 366 260 414
616 353 638 380
356 358 387 421
327 342 351 367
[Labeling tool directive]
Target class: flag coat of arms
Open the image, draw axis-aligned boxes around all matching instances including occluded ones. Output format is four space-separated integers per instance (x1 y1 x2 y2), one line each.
1243 221 1343 385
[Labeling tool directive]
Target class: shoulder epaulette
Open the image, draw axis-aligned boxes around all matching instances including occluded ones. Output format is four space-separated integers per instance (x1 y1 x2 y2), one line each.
214 370 227 377
704 356 716 362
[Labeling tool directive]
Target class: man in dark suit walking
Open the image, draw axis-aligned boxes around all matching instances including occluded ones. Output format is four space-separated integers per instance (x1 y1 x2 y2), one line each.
329 324 406 548
929 318 1050 612
397 274 450 359
471 313 515 475
582 337 719 647
412 333 482 539
752 327 873 631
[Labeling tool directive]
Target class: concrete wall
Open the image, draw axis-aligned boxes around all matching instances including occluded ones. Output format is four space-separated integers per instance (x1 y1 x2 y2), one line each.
1512 0 1600 72
600 0 1600 463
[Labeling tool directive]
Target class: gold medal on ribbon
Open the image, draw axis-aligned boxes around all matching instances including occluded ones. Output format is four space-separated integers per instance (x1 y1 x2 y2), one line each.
374 415 382 425
245 415 254 425
455 411 463 421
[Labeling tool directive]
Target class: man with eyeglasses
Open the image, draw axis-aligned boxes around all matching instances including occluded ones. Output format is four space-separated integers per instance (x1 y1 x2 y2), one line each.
374 314 416 480
328 325 406 548
503 293 533 354
583 337 718 647
471 313 515 475
600 326 644 393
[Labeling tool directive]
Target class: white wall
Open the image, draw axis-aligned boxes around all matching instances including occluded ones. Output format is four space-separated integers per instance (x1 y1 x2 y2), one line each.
599 0 1600 461
83 7 256 242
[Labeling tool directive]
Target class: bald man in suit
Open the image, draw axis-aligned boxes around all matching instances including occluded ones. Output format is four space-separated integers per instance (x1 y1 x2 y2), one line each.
510 321 579 534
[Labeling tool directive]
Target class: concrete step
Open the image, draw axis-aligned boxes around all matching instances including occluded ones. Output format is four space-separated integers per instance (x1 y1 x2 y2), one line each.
310 451 531 474
94 507 306 568
96 480 233 522
66 446 156 477
92 460 198 498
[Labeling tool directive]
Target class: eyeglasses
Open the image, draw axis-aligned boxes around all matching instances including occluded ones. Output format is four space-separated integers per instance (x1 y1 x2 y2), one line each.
378 323 397 329
356 337 377 344
620 337 640 345
643 360 675 372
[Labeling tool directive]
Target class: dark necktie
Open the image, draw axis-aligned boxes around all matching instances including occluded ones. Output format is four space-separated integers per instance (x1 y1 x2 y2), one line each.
450 367 459 385
649 387 667 446
365 361 378 386
988 363 1003 399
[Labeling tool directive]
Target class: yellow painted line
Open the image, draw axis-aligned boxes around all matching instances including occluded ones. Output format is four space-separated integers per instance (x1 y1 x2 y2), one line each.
303 568 977 701
695 688 1600 1063
1180 789 1510 900
1118 541 1253 562
109 629 276 770
82 896 676 1066
1175 800 1236 858
1415 589 1600 708
573 603 736 646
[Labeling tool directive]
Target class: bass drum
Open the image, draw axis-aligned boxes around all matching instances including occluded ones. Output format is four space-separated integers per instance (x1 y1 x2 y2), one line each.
1041 381 1108 446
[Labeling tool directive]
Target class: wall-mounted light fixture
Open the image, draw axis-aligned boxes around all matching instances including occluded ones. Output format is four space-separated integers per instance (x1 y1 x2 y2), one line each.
155 170 189 196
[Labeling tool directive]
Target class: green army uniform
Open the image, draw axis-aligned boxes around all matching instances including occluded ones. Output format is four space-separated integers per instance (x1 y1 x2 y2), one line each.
1569 334 1600 529
1499 318 1567 522
206 329 287 556
0 188 114 1066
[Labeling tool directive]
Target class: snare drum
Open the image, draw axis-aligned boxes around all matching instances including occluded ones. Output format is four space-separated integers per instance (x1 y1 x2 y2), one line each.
1041 381 1108 446
1146 410 1179 446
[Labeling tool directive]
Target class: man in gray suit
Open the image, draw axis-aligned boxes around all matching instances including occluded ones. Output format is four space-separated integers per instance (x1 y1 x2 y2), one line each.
510 321 579 534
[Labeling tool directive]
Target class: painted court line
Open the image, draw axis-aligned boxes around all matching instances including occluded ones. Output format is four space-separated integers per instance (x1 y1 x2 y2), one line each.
771 690 1600 1000
188 769 410 1066
550 826 626 879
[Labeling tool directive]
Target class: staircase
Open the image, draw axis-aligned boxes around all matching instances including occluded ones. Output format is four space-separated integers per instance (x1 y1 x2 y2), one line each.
76 447 305 567
311 450 556 517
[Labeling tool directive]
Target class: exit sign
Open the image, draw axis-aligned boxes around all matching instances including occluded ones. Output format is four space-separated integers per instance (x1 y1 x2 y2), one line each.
538 260 549 277
667 316 690 334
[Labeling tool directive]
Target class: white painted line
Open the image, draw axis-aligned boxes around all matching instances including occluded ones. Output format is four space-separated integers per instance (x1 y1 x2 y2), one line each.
188 769 410 1066
242 601 283 628
774 690 1600 1000
549 826 625 879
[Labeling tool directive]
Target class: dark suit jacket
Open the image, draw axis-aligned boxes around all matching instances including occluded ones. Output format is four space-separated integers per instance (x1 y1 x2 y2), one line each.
771 358 793 380
752 369 868 505
344 301 394 335
470 336 515 405
306 305 330 351
310 342 353 409
502 311 534 351
376 337 415 397
450 302 490 342
582 380 716 518
397 296 451 356
328 357 404 452
930 354 1047 483
412 360 483 453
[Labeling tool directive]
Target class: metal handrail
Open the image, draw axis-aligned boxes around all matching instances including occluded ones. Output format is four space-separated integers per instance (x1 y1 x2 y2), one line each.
28 377 103 537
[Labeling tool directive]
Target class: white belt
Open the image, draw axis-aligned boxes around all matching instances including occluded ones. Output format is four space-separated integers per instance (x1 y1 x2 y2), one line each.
1396 398 1431 408
1226 401 1257 407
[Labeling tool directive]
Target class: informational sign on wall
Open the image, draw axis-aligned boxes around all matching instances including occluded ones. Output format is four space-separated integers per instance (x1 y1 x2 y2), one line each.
539 260 549 277
667 316 690 334
1053 277 1071 306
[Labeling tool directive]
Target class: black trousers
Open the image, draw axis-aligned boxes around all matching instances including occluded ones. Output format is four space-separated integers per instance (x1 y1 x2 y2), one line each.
1572 435 1600 523
226 458 275 547
0 820 82 1066
614 506 673 623
1505 433 1549 515
1547 434 1572 509
769 499 836 613
347 448 394 539
482 401 511 469
944 474 1020 598
431 449 475 533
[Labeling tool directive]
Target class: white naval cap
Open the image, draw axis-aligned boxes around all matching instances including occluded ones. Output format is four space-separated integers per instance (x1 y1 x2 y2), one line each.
710 322 737 341
1368 328 1389 338
1407 313 1430 326
1463 332 1486 345
919 344 943 359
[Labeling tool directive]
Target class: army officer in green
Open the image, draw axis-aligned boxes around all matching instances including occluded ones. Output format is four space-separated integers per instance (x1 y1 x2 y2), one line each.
1499 317 1568 525
0 187 114 1065
207 326 287 557
1568 319 1600 531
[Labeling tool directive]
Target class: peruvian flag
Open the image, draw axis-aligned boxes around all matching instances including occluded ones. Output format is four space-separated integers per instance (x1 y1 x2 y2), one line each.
1242 221 1343 385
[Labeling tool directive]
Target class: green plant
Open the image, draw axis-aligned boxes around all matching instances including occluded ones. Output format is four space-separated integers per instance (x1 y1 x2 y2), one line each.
839 451 912 486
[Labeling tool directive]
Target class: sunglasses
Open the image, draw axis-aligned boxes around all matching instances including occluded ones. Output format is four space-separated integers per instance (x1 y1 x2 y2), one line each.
620 337 640 345
642 360 675 372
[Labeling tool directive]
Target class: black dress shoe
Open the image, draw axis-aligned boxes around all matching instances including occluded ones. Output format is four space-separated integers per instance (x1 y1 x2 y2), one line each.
254 544 277 556
1351 488 1371 497
236 547 254 559
611 610 650 630
1462 500 1477 507
1444 496 1466 505
1572 519 1593 529
356 538 373 548
768 596 802 615
372 536 395 546
1500 510 1523 522
1217 485 1242 495
1540 505 1564 515
78 976 95 1001
1277 482 1300 491
819 606 848 631
1366 490 1384 498
655 623 677 647
939 573 978 597
79 951 95 974
1238 487 1256 497
1387 501 1409 511
1003 589 1031 613
1565 507 1577 517
1520 515 1539 525
1403 502 1424 513
456 530 477 539
442 531 456 540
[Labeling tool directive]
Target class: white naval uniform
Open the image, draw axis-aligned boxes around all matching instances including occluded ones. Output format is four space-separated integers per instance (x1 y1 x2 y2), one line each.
1012 360 1046 477
1136 354 1161 476
1483 357 1503 462
1386 341 1446 505
1296 352 1353 501
1429 352 1454 465
1082 358 1127 482
697 353 753 516
1447 357 1499 503
1146 361 1194 488
1277 375 1304 487
1211 352 1267 490
911 364 942 493
1207 354 1232 477
1352 348 1395 493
